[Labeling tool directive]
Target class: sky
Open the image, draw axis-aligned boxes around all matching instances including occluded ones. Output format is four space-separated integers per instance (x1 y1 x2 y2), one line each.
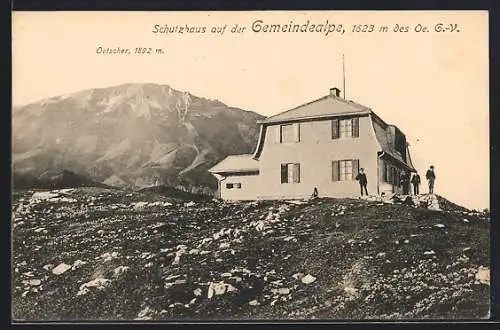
12 11 489 210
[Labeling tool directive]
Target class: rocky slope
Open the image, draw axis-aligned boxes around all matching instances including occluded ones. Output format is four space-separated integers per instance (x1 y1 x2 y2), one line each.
12 83 264 193
11 189 490 320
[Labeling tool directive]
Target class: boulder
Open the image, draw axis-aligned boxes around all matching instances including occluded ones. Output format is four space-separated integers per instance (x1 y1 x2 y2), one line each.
475 266 490 285
52 263 71 275
301 274 316 284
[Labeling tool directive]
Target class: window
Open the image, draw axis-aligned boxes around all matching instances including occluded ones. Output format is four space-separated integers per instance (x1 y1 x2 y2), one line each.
383 162 390 183
383 162 399 184
390 167 400 185
332 159 359 181
332 118 359 139
340 119 352 138
394 131 407 162
281 163 300 183
279 123 300 143
226 183 242 189
340 160 352 181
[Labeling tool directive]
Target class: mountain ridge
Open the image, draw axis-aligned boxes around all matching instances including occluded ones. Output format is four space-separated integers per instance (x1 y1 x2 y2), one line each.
12 83 265 193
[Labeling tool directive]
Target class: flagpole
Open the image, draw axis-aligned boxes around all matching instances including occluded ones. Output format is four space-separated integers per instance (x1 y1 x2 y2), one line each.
342 54 346 99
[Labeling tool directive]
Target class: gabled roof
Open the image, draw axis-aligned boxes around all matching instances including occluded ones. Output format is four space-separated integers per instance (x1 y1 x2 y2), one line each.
210 89 415 175
259 94 371 124
208 154 259 174
251 91 416 171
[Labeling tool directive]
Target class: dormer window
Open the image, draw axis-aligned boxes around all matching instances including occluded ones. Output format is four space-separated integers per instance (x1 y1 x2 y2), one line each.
332 118 359 139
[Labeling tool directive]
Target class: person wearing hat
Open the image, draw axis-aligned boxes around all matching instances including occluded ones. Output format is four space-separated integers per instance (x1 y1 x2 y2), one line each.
425 165 436 194
411 171 421 195
399 170 410 195
355 168 368 196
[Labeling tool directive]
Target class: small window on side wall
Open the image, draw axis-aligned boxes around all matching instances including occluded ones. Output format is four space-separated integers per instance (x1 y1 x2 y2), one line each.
226 183 242 189
281 163 300 184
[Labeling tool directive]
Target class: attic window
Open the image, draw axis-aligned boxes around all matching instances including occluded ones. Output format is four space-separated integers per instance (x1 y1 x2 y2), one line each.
394 132 407 162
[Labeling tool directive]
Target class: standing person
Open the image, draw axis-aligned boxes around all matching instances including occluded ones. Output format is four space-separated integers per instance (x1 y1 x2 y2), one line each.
355 168 368 196
426 165 436 194
405 171 411 195
411 172 421 195
400 170 409 195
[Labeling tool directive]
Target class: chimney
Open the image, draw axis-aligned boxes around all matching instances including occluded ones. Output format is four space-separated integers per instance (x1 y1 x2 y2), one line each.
330 87 341 97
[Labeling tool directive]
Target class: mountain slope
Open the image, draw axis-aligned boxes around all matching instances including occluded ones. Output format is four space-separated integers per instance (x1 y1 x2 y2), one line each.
12 169 113 190
12 83 264 192
12 189 490 320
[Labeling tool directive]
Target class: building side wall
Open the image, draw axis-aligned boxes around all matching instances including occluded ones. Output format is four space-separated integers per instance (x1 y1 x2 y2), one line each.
255 115 381 199
219 173 261 200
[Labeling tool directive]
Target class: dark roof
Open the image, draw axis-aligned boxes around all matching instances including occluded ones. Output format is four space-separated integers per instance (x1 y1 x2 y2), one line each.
252 91 416 171
372 116 415 171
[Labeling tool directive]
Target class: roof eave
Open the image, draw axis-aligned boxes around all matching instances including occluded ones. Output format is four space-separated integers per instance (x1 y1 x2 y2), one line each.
379 151 416 172
258 109 372 125
209 168 260 174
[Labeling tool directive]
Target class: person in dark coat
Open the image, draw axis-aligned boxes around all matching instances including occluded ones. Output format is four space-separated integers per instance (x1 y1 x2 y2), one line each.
355 168 368 196
411 172 421 195
426 165 436 194
399 170 410 195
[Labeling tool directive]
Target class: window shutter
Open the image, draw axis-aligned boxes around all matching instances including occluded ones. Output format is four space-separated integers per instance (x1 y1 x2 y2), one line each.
332 119 339 139
294 123 300 142
281 164 288 183
352 118 359 137
293 163 300 183
332 161 339 181
276 125 281 144
352 159 359 180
